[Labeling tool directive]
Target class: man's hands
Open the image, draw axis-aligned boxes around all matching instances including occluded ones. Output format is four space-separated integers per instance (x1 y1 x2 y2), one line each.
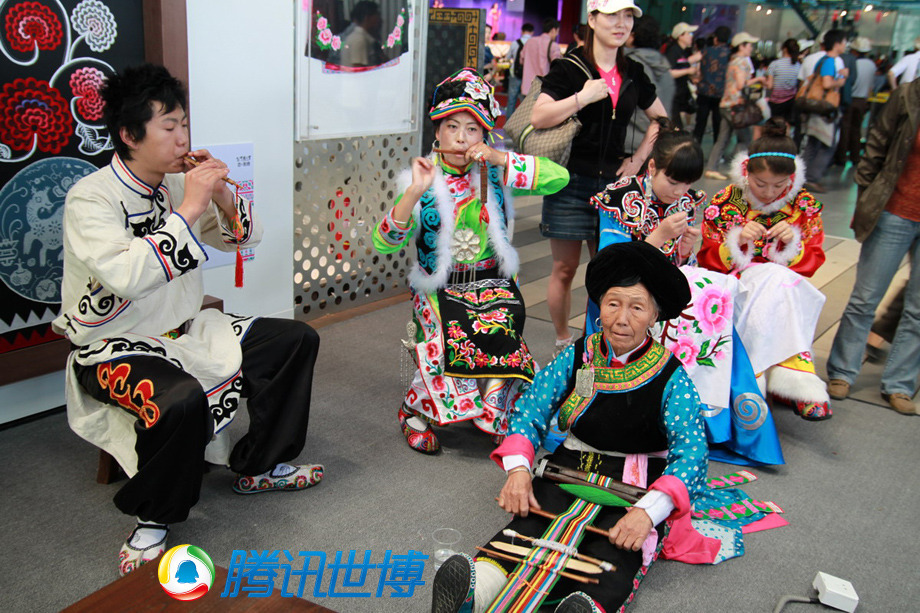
178 149 234 225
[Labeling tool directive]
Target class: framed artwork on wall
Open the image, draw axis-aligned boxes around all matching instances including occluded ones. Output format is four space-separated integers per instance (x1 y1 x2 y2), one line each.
296 0 424 140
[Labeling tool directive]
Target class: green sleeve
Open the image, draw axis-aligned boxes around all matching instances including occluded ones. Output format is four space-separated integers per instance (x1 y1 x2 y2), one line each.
372 195 416 254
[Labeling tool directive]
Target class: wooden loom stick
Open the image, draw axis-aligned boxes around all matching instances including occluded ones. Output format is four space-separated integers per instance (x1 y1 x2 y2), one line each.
489 541 606 575
501 530 615 572
538 459 648 500
475 547 599 585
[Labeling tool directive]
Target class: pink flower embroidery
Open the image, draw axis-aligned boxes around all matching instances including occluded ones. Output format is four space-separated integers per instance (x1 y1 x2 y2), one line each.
316 16 328 31
458 397 476 413
447 325 464 340
396 15 405 27
426 343 439 360
318 28 332 46
447 174 471 195
331 35 341 51
479 309 507 323
669 337 700 366
431 375 446 391
386 33 395 47
677 319 692 335
514 172 528 188
693 285 731 336
704 205 720 220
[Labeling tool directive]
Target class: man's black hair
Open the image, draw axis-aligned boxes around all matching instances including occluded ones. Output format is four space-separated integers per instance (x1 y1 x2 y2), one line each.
823 29 845 51
102 63 187 160
714 26 731 44
521 23 534 33
542 18 560 34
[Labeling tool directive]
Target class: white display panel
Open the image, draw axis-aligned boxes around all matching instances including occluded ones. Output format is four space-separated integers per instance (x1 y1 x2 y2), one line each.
296 0 422 140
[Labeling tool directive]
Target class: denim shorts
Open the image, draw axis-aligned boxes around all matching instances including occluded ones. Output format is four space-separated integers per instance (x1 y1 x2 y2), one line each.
540 172 607 240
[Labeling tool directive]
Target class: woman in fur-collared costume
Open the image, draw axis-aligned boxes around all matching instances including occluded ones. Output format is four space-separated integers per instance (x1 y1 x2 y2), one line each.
373 68 569 454
698 118 831 420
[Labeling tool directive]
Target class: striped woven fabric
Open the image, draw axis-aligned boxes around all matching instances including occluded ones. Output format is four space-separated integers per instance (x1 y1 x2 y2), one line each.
484 498 601 613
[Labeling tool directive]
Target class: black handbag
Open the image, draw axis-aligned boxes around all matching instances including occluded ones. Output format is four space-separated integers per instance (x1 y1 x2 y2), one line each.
728 88 763 129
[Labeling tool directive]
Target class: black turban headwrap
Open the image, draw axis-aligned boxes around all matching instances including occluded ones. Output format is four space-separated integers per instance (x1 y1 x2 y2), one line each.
585 241 691 321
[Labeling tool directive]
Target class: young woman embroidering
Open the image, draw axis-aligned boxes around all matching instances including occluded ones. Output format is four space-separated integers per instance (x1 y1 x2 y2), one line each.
698 118 831 420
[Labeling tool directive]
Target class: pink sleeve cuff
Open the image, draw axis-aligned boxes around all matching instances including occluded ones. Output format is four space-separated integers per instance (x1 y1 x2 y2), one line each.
650 475 722 564
490 433 536 468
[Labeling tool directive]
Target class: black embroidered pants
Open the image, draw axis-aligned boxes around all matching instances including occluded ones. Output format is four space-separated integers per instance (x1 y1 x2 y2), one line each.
74 318 320 524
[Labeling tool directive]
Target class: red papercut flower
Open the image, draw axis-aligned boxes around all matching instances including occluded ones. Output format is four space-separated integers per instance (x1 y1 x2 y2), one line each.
0 78 73 153
4 2 64 53
69 67 106 121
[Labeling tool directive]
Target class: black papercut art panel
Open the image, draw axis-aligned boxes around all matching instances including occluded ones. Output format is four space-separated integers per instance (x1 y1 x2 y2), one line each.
0 0 145 353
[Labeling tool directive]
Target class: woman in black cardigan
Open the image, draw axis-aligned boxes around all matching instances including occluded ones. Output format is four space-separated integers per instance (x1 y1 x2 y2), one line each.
531 0 667 357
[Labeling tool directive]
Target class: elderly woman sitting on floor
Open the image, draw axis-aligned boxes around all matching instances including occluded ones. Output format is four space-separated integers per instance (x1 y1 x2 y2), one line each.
432 241 776 613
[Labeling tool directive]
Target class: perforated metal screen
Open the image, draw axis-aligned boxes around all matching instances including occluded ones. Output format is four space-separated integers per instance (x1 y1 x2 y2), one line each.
292 135 418 320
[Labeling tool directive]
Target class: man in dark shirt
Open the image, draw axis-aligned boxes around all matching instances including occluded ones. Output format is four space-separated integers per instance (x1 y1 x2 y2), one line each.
665 22 702 129
693 26 732 146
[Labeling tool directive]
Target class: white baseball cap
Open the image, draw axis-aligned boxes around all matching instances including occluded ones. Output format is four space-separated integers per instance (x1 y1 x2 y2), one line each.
586 0 643 18
731 32 759 47
851 37 872 53
672 22 698 39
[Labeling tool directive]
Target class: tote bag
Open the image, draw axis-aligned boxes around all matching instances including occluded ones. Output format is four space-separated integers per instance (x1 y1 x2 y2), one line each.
503 56 593 166
794 56 840 117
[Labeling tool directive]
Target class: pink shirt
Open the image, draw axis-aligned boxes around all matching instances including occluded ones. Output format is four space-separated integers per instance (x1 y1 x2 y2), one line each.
521 33 562 94
597 63 622 108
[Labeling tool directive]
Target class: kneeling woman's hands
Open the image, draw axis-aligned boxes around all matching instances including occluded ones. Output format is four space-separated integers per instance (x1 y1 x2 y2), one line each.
498 471 541 516
608 507 653 551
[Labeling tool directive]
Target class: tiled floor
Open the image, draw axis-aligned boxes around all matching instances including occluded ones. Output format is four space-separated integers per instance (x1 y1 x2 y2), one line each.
508 157 914 408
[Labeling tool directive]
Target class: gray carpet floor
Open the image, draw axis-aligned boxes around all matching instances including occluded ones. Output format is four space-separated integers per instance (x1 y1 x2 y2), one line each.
2 155 919 612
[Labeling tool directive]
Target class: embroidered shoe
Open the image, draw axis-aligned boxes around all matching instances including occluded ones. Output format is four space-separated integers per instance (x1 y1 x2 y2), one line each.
118 523 168 576
432 553 475 613
881 393 917 415
399 405 440 454
233 463 324 494
555 591 601 613
794 400 833 421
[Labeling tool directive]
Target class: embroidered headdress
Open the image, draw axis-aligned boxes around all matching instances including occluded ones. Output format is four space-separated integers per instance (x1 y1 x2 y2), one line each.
429 68 500 130
585 241 690 321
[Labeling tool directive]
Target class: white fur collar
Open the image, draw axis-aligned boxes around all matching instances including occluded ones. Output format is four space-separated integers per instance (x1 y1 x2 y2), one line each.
728 152 807 214
403 163 518 294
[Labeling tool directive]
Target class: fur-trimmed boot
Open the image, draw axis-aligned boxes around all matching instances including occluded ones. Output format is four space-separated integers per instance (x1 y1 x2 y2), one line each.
767 352 832 420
